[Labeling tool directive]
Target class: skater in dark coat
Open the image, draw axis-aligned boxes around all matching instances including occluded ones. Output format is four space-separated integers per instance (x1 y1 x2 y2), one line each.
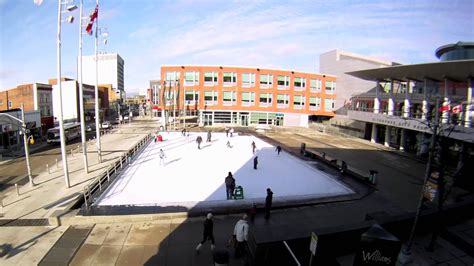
225 172 236 199
275 145 282 156
253 156 258 170
196 135 203 149
195 213 215 253
207 130 212 142
264 188 273 219
251 141 257 154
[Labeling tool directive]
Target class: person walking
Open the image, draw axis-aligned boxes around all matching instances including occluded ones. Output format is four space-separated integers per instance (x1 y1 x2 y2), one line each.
196 135 203 149
233 214 249 258
275 145 282 156
253 156 258 170
159 149 166 166
264 188 273 219
251 141 257 154
196 213 215 254
225 172 236 200
207 130 212 142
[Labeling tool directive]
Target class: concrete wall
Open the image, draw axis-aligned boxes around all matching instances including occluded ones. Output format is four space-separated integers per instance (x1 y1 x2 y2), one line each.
52 81 78 123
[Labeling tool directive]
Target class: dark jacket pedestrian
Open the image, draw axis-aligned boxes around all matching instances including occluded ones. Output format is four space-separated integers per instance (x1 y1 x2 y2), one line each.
207 130 212 142
251 141 257 154
265 188 273 219
196 135 203 149
253 156 258 170
276 145 282 155
196 213 215 253
225 172 236 199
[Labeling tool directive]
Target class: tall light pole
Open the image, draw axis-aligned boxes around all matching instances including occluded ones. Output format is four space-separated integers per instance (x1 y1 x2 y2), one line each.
94 0 102 163
77 0 89 174
20 104 34 187
56 0 76 188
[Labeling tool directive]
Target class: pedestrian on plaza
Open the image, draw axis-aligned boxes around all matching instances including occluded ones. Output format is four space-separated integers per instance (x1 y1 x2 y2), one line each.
181 128 186 136
264 188 273 219
251 141 257 154
195 213 215 254
225 172 236 200
207 130 212 142
253 156 258 170
196 135 203 149
275 145 282 156
226 140 233 148
340 161 347 174
225 126 229 137
159 149 166 166
233 214 249 258
230 128 234 137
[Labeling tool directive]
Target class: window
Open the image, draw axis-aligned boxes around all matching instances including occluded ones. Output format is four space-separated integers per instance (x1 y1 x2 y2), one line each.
165 71 180 85
277 94 289 108
260 74 273 88
259 93 273 107
325 81 336 94
223 91 237 105
324 98 335 111
242 73 255 88
277 75 290 89
293 95 305 109
204 91 218 105
310 79 322 92
204 72 218 86
241 92 255 106
309 97 321 110
294 77 306 91
184 71 199 86
223 72 237 86
185 90 199 104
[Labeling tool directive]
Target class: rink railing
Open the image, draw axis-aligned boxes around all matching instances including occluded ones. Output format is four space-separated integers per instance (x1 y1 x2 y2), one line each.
82 133 153 208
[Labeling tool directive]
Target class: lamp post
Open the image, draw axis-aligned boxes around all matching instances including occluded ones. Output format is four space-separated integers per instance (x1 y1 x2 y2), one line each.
77 0 89 174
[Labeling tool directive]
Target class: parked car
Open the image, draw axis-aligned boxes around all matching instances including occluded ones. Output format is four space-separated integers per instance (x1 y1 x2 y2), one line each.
101 121 111 129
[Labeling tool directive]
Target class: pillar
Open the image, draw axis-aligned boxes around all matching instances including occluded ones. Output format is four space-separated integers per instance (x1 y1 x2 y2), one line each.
388 80 395 116
371 124 378 143
161 109 166 129
400 129 406 151
465 78 472 127
374 81 381 114
404 80 411 118
422 79 428 120
384 126 391 147
441 78 450 124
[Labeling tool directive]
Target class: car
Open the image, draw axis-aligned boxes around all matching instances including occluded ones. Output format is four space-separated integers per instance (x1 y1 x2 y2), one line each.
86 125 93 132
101 121 111 129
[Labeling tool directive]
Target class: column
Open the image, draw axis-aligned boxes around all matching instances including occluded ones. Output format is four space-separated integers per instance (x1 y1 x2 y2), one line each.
422 79 428 120
384 126 391 147
212 111 215 125
465 78 472 127
404 80 412 118
374 81 381 113
161 110 166 129
400 129 406 151
388 80 395 116
371 124 377 143
441 78 450 124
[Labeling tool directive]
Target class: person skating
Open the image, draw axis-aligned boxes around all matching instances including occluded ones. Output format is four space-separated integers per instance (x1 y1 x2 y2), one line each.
264 188 273 219
251 141 257 154
230 128 234 137
225 172 236 200
159 149 166 166
196 213 215 254
275 145 282 156
225 126 229 137
207 130 212 142
233 214 249 258
253 156 258 170
196 135 203 149
181 128 186 136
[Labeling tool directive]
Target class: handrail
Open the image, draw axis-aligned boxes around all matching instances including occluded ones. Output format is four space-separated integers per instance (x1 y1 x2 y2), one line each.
83 133 152 208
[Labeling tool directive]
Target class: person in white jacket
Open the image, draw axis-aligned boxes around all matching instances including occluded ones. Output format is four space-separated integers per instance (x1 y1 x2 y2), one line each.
233 214 249 258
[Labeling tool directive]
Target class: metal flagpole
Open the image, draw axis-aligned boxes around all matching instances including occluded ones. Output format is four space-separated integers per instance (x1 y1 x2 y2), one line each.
94 0 102 163
78 0 89 173
21 104 34 187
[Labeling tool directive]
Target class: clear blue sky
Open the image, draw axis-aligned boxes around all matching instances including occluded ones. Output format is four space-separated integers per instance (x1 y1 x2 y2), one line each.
1 0 473 94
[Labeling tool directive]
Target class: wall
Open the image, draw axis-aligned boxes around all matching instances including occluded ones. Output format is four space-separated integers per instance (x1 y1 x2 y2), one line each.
52 81 78 123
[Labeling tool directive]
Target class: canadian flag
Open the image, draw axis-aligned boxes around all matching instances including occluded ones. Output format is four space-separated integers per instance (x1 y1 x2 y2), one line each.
85 5 99 35
438 104 450 112
452 104 463 114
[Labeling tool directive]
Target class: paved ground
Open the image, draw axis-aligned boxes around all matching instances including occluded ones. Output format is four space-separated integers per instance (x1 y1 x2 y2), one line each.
0 119 472 265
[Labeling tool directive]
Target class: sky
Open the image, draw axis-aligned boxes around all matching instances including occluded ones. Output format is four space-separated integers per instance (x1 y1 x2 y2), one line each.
0 0 473 95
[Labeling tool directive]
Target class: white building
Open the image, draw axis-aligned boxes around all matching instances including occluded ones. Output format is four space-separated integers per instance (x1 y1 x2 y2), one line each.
81 53 125 101
320 49 397 114
52 80 96 123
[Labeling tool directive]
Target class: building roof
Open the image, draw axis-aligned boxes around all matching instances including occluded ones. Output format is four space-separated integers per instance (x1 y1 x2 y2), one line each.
346 59 474 82
435 41 474 58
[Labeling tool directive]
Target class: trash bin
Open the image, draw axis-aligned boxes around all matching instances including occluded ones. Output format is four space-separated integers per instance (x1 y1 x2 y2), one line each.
213 249 230 266
300 142 306 155
234 186 244 200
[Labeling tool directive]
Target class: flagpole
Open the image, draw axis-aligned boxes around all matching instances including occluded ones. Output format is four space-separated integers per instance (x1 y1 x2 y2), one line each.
78 0 89 174
94 0 102 163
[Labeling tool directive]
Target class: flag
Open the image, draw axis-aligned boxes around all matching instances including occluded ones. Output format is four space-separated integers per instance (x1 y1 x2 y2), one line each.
85 5 99 35
438 104 450 112
452 104 463 114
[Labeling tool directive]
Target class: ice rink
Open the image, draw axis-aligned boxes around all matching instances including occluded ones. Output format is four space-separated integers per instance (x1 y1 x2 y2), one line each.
94 131 354 210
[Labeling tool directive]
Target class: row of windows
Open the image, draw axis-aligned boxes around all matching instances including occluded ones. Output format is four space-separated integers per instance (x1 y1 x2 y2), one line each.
164 71 335 93
163 90 335 111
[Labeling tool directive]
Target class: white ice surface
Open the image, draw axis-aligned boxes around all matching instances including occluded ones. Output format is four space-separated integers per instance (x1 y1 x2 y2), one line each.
95 132 354 209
